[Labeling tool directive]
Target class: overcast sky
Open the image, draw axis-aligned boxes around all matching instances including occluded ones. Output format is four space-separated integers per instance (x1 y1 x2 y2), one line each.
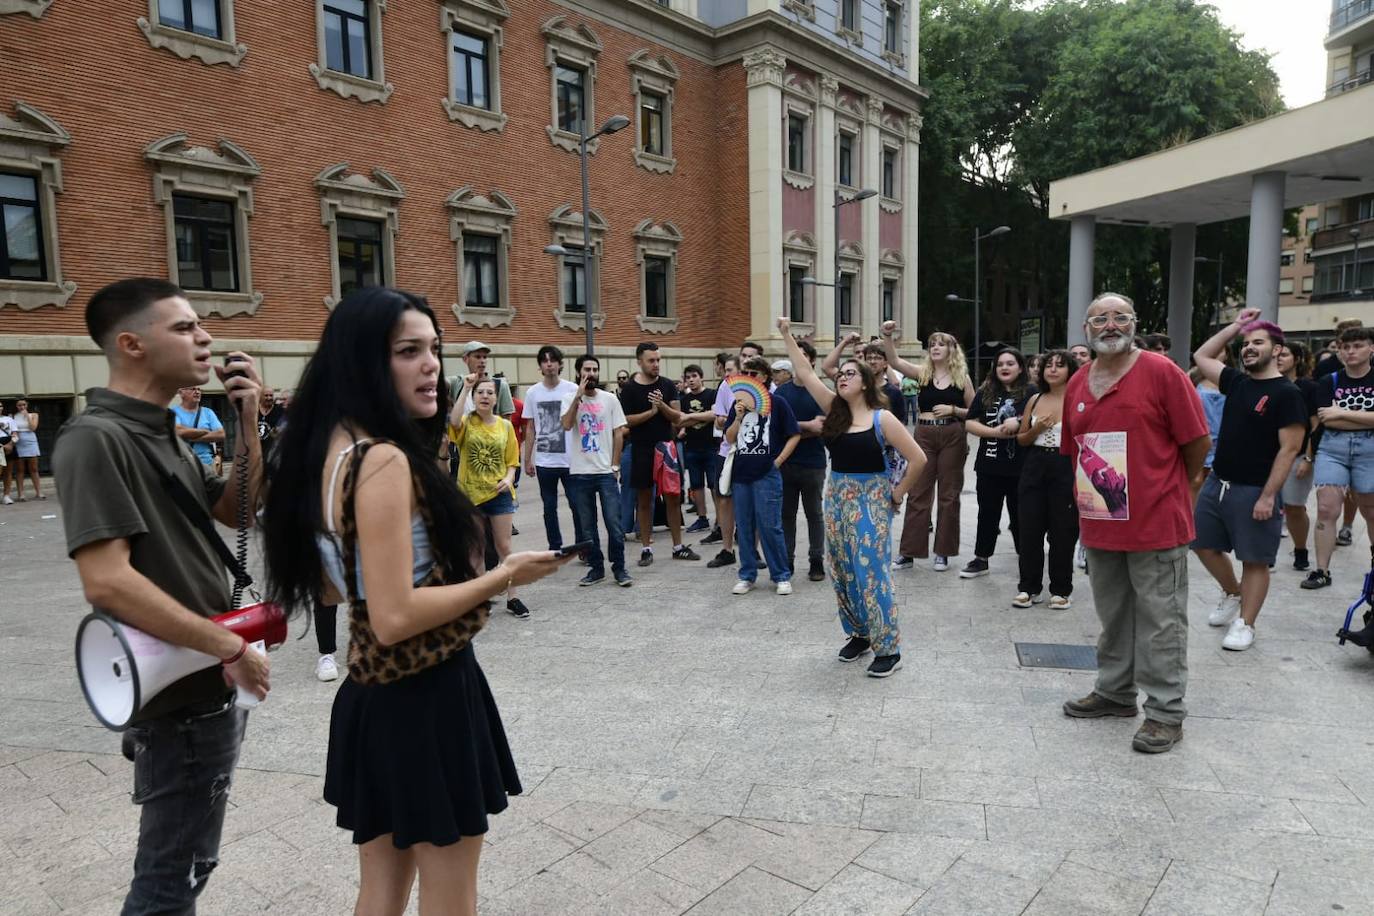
1202 0 1328 108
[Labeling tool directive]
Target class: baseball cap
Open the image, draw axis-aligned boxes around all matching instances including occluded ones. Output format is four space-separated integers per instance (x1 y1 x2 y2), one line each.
771 359 793 373
461 340 491 356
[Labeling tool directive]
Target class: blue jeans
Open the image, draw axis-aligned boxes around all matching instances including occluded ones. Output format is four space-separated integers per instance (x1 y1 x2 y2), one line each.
569 474 626 576
535 465 572 549
120 703 247 915
733 467 790 583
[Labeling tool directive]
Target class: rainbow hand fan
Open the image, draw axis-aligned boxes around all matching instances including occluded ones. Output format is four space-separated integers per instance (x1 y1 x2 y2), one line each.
727 374 771 416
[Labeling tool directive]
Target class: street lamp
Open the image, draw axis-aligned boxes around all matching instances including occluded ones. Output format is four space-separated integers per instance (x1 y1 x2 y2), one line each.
1195 254 1224 327
1352 228 1364 297
541 113 630 357
964 226 1011 383
800 187 880 345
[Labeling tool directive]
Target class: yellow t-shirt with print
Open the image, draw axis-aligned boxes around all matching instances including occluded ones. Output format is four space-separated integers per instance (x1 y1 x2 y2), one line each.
449 414 518 506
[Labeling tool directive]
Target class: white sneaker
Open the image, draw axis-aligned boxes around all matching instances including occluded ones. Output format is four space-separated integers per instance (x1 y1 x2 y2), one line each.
1048 595 1072 610
731 580 755 595
1208 593 1241 627
775 581 793 596
932 555 949 572
0 495 11 505
1075 544 1087 570
1011 592 1036 608
316 654 339 682
1222 618 1255 651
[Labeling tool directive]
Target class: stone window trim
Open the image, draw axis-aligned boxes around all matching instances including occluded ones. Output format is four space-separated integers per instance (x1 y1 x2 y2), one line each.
145 132 263 317
314 162 404 308
879 132 902 211
548 203 606 331
0 102 74 310
836 123 860 191
310 0 393 104
634 219 682 334
629 49 679 175
781 0 815 22
0 0 52 17
440 0 509 132
881 0 906 67
783 95 814 185
782 229 817 336
137 0 248 68
543 16 603 155
448 185 515 328
837 240 864 333
880 247 904 280
836 6 862 47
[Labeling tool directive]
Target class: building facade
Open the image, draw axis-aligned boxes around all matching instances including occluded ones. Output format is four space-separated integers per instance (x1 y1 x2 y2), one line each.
0 0 925 462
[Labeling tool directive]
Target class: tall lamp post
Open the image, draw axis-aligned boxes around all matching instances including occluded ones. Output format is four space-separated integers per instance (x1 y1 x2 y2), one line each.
801 188 879 345
961 226 1011 383
543 113 631 357
1352 228 1364 297
1194 254 1225 327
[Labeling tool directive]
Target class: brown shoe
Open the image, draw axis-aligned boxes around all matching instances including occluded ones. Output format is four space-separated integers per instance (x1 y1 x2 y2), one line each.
1132 720 1183 754
1062 692 1139 719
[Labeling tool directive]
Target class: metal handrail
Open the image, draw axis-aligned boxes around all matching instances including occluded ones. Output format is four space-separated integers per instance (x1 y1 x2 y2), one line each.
1327 67 1374 96
1331 0 1374 32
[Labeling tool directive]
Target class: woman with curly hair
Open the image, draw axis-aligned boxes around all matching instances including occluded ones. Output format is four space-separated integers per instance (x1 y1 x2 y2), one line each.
778 316 925 677
960 348 1034 578
1014 349 1080 609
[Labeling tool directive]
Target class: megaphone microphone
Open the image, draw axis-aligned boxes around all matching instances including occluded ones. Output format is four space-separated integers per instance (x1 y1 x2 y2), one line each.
76 602 287 731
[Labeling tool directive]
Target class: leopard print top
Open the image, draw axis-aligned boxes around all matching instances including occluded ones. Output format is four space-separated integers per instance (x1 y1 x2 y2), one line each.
336 438 489 685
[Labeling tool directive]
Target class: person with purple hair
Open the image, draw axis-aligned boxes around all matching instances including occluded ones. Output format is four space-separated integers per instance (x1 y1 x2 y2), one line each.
1191 310 1307 651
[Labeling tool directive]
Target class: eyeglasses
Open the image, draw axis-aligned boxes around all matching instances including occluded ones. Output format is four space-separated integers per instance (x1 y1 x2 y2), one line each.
836 369 861 380
1086 313 1136 329
741 371 765 379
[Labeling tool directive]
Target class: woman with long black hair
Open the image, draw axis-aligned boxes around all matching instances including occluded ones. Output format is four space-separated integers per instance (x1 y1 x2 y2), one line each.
1277 340 1318 571
960 348 1034 578
262 287 570 915
1014 349 1079 609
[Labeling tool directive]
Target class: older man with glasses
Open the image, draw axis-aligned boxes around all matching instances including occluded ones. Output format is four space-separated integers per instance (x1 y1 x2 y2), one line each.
1059 293 1211 754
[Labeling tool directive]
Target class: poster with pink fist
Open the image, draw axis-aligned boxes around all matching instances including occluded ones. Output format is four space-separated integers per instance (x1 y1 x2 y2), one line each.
1074 432 1129 520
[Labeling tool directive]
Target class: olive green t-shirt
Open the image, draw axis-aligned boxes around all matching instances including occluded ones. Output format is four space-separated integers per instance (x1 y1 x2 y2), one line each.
55 388 232 721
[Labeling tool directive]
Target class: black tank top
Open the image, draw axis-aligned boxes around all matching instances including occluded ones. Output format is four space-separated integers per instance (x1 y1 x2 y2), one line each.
917 382 964 413
826 425 885 473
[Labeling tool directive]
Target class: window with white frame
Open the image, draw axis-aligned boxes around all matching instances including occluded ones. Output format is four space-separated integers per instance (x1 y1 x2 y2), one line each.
1302 275 1314 293
448 186 515 327
310 0 392 104
883 1 903 58
635 219 682 333
837 240 864 330
146 133 262 316
1279 278 1295 295
838 130 856 187
629 50 678 174
0 102 74 310
314 163 403 307
440 0 509 132
881 277 896 322
543 16 602 154
882 145 898 199
787 114 808 173
138 0 247 66
838 272 856 326
880 249 903 325
840 0 857 32
783 230 817 332
549 204 606 331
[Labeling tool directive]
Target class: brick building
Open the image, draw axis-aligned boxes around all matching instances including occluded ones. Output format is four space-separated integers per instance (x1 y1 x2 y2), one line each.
0 0 924 461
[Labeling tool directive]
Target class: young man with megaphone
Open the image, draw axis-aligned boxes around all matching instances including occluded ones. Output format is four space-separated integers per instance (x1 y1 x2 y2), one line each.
53 277 270 914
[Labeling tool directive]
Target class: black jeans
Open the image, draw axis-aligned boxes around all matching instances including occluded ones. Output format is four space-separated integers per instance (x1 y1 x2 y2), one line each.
781 463 825 572
974 472 1021 559
535 465 573 550
120 702 247 915
314 602 337 655
1018 448 1079 596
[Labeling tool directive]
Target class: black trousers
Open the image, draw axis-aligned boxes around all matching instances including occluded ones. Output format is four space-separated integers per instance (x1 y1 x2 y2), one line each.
1017 448 1079 596
314 602 338 655
781 463 826 571
974 472 1021 559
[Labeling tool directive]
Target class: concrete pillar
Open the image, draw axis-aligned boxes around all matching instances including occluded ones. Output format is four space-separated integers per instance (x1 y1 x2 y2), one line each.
742 48 786 343
1066 216 1096 347
1246 171 1286 324
902 114 921 341
1167 223 1196 368
863 98 884 337
815 77 838 348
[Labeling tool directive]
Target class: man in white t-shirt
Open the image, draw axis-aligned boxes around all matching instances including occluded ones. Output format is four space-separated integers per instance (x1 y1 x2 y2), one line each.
561 354 631 587
522 345 580 550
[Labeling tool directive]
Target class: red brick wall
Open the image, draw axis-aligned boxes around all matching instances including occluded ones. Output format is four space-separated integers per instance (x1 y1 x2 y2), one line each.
0 0 752 349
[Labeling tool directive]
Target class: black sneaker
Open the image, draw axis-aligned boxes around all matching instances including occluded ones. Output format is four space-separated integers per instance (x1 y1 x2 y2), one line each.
638 548 654 568
867 654 903 678
702 526 723 545
837 636 871 663
506 598 531 618
808 559 825 582
959 558 990 578
891 556 914 570
614 571 633 587
1300 569 1332 590
1338 526 1353 546
1293 548 1310 571
707 549 736 568
512 525 520 537
578 571 605 587
673 545 701 561
686 517 711 533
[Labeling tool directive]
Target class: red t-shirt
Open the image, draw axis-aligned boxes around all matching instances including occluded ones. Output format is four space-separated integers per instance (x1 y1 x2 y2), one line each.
511 398 525 447
1059 351 1208 552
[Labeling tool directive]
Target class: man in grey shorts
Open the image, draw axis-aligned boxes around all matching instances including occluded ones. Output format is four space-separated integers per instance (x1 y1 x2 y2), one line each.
1191 308 1307 651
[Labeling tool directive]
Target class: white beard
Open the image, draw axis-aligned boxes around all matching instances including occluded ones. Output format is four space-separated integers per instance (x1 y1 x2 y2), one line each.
1090 334 1132 356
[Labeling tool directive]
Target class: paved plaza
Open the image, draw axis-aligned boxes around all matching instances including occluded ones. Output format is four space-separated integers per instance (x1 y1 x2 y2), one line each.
2 466 1374 915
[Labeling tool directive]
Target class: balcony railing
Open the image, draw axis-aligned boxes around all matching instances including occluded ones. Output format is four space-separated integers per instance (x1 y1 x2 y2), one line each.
1328 67 1374 96
1312 216 1374 251
1332 0 1374 33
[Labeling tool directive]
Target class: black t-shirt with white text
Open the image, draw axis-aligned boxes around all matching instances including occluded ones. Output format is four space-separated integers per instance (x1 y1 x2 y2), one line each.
969 385 1035 476
1212 367 1307 487
618 376 679 445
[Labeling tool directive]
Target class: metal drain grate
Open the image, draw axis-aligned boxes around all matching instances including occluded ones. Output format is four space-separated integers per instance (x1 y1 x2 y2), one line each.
1015 642 1098 670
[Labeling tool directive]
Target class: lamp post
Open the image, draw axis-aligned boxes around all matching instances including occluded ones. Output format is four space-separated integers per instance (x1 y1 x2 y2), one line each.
801 188 879 346
965 226 1011 384
1352 228 1364 297
542 113 631 357
1194 254 1224 327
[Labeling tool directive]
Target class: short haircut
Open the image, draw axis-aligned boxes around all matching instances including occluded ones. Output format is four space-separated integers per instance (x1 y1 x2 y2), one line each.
635 341 659 358
1240 320 1284 346
797 339 817 361
741 355 771 375
740 340 763 356
1089 291 1135 312
86 277 184 348
536 345 564 365
574 353 600 374
1336 318 1364 332
714 350 731 370
1339 326 1374 345
862 342 888 360
684 364 703 377
1143 333 1171 350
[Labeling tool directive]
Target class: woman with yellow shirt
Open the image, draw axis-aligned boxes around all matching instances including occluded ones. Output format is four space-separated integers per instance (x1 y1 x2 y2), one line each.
450 376 527 617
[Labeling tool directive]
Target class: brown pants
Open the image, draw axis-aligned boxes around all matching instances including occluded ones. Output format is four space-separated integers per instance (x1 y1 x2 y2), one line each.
900 422 968 558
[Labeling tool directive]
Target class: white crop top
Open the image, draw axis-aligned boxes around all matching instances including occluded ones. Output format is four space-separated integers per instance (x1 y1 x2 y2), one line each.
1031 416 1061 448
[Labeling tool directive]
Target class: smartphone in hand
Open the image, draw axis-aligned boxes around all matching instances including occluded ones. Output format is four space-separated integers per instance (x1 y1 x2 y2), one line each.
556 541 594 558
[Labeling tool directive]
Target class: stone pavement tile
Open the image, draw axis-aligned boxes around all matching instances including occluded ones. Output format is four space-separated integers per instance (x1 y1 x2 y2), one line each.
739 819 882 891
484 794 574 848
482 870 605 916
741 784 865 827
268 807 352 852
1140 862 1271 916
955 840 1065 884
872 739 979 772
548 815 688 895
0 744 45 767
859 795 986 840
541 799 642 843
1207 763 1360 805
575 868 703 916
646 818 775 893
1019 860 1157 916
919 770 1039 808
1160 788 1313 834
9 828 110 877
808 760 922 798
983 805 1123 852
218 783 331 847
529 766 650 806
1264 867 1374 915
632 776 753 817
927 723 1037 752
792 862 923 915
206 877 351 916
1064 843 1173 887
854 833 971 889
902 858 1040 916
702 749 815 787
634 808 720 840
1291 798 1374 840
0 856 62 915
1035 776 1174 820
680 864 812 916
476 821 584 898
1087 745 1227 793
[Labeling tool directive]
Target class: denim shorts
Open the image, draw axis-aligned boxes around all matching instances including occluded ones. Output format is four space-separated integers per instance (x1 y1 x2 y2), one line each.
478 488 516 516
1314 429 1374 493
1192 475 1282 565
683 445 719 492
